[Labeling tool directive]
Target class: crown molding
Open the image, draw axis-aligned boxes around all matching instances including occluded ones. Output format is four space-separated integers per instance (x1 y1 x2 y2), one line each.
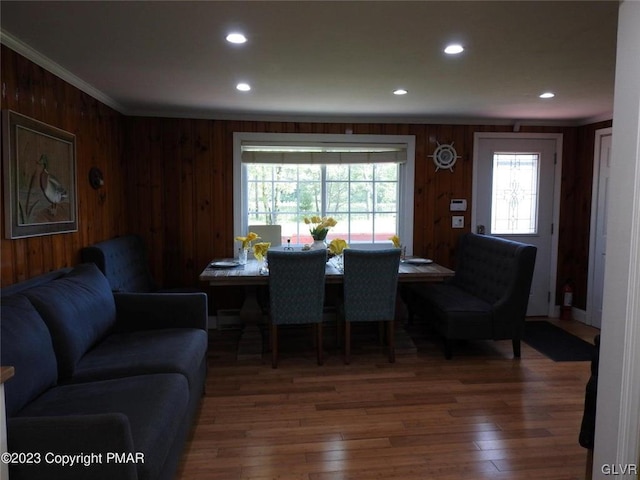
125 107 585 128
578 112 614 126
1 29 126 114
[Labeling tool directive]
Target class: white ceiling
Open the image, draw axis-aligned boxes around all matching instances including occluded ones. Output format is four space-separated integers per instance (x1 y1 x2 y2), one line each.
0 1 619 125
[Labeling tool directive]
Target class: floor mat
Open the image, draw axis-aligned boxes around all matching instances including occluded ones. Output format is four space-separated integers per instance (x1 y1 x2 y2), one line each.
523 321 595 361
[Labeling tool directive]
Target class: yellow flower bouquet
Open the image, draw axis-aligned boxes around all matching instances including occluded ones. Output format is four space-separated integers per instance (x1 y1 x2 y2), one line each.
252 242 271 262
235 231 260 264
389 234 406 260
328 238 348 272
328 238 348 255
253 242 271 275
235 231 260 249
304 215 337 241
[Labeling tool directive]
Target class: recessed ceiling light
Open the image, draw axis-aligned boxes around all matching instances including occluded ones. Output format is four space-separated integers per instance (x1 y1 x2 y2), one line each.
539 92 555 99
236 82 251 92
393 89 408 95
226 33 247 44
444 44 464 55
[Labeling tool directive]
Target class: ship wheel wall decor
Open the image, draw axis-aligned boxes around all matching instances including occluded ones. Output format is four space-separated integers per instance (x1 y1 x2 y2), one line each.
430 142 461 172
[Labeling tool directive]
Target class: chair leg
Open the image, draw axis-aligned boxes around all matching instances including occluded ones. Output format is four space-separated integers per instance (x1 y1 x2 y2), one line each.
512 338 521 358
387 320 395 363
399 286 414 325
345 321 351 364
407 305 415 325
271 323 278 369
444 338 453 360
317 322 324 365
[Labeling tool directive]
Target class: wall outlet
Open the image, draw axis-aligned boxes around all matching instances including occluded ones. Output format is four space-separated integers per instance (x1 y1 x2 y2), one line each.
452 216 465 228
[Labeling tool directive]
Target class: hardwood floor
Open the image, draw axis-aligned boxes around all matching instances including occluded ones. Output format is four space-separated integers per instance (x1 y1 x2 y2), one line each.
177 318 599 480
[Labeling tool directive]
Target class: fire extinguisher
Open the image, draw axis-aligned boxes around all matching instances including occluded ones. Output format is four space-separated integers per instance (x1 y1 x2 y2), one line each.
561 280 573 320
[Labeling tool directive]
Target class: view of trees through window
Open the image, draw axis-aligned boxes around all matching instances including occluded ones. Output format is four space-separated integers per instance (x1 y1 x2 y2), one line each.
246 162 399 244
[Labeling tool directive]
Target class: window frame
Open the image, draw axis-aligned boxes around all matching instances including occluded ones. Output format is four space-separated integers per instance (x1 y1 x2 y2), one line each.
233 132 415 252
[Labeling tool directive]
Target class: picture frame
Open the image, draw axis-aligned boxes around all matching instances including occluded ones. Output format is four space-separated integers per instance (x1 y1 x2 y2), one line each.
3 110 77 239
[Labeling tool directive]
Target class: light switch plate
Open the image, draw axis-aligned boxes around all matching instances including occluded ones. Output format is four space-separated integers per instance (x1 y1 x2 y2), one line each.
452 216 464 228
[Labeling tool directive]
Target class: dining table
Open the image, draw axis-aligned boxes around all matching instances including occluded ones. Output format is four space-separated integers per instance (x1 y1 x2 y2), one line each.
199 254 454 360
199 255 454 285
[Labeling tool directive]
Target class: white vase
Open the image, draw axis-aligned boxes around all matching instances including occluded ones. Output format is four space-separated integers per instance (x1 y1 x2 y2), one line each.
309 239 327 250
238 248 248 265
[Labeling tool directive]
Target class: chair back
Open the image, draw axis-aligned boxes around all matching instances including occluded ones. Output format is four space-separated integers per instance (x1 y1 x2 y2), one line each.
268 250 327 325
249 225 282 248
343 249 401 322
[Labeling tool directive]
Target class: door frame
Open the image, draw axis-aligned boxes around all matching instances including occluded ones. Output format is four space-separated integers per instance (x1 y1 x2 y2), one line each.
472 132 563 318
587 127 613 327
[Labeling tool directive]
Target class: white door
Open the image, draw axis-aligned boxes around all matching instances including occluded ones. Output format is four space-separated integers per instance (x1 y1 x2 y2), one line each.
473 133 561 317
587 128 612 329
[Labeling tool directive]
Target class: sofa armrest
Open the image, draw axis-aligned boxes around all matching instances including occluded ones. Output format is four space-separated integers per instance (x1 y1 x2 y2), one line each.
7 414 138 480
113 292 208 331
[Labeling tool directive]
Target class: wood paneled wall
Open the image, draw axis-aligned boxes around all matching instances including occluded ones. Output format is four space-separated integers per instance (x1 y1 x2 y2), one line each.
1 46 611 311
1 46 127 284
558 120 612 307
124 118 609 311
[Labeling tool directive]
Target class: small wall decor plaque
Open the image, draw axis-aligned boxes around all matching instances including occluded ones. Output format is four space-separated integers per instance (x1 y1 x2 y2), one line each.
430 142 461 172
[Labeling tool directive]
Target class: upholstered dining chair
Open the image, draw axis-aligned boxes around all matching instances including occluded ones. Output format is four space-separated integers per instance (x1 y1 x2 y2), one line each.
267 249 327 368
342 248 401 364
248 225 282 248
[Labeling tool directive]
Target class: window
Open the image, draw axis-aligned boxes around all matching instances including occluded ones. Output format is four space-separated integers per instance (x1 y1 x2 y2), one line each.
491 152 540 234
246 163 398 244
234 133 415 250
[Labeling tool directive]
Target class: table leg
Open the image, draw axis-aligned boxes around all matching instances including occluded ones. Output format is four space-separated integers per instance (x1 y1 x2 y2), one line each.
236 285 265 360
394 289 417 355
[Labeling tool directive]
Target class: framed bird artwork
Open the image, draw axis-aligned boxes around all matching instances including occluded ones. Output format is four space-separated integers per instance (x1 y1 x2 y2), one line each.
2 110 77 238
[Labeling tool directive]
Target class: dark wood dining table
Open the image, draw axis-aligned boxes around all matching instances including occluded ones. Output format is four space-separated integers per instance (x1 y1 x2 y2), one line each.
199 256 454 360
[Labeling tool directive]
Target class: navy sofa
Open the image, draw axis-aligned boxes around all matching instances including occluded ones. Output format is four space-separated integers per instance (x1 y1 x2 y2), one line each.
1 263 208 480
405 233 537 359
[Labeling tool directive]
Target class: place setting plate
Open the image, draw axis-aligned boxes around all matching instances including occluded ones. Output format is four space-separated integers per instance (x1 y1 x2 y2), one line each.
209 261 241 268
403 258 433 265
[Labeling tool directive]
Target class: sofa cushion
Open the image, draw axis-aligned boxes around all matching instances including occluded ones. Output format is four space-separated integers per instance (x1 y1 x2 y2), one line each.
0 295 58 417
23 263 116 380
70 328 208 389
17 373 189 480
0 268 71 297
